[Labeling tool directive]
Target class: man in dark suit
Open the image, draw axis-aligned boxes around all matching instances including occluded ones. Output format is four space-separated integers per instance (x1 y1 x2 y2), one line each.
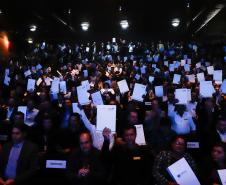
66 132 105 185
0 123 39 185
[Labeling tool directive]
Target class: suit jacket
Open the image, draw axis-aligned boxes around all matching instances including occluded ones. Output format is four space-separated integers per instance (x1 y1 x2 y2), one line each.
0 140 39 185
66 147 105 185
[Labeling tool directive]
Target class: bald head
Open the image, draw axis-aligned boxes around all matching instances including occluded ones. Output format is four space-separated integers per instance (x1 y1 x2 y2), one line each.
79 132 92 153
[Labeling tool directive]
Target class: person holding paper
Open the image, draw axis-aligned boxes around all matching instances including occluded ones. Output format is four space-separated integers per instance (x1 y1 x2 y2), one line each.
0 98 17 123
168 105 196 135
201 143 226 185
78 106 115 150
24 100 39 127
101 125 154 185
152 136 197 185
66 132 105 185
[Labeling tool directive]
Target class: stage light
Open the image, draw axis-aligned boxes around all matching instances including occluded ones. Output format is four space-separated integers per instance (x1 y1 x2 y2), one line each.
81 22 89 31
30 25 37 32
3 36 9 49
171 18 180 27
0 9 2 14
27 38 33 44
120 20 129 30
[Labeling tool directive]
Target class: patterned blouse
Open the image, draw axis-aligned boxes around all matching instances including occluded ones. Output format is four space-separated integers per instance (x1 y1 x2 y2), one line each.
152 150 197 185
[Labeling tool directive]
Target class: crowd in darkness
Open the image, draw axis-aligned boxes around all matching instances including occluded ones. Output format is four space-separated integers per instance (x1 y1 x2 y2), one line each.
0 39 225 185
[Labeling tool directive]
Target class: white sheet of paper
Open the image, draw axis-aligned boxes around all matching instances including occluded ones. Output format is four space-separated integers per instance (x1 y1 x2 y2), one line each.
83 70 88 77
213 70 222 81
175 89 190 104
27 79 36 91
155 86 164 97
5 69 10 76
59 81 67 93
152 64 157 69
4 76 10 86
187 75 195 83
77 85 90 105
197 73 205 82
132 83 146 102
173 74 181 84
207 66 214 75
221 79 226 93
181 60 186 66
164 61 169 67
112 38 116 42
187 142 199 149
169 64 175 72
18 106 27 120
200 81 215 97
135 74 141 80
218 169 226 185
96 105 116 133
184 64 190 72
149 76 154 83
81 80 91 91
196 62 201 69
51 80 59 93
44 77 53 86
91 91 104 106
140 66 146 74
36 64 42 70
167 157 201 185
46 160 67 169
187 59 191 65
24 70 32 77
117 79 129 94
135 124 146 145
72 103 81 114
36 78 42 86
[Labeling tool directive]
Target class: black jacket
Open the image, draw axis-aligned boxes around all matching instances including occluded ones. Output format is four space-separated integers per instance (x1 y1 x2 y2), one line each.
0 140 39 185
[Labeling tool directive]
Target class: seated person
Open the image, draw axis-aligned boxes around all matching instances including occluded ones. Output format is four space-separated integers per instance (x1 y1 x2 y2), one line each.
66 132 105 185
152 135 198 185
202 143 226 185
102 125 153 185
0 123 39 185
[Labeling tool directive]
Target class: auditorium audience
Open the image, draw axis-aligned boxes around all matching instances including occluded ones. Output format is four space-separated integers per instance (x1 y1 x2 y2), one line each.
0 124 39 185
0 39 225 184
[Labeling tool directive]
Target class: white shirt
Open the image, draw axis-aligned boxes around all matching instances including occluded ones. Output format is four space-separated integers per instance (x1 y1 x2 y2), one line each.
80 110 114 150
217 130 226 143
25 108 39 126
169 111 196 135
186 102 197 118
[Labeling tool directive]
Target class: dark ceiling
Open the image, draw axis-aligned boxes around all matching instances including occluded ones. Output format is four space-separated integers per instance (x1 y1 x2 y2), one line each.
0 0 224 42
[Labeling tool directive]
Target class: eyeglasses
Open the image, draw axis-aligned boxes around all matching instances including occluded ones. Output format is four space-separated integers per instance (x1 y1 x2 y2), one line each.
174 142 185 146
80 141 90 145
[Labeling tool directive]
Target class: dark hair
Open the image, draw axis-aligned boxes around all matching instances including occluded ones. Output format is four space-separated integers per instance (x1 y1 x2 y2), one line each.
12 123 28 134
79 131 93 143
124 124 137 135
212 142 226 155
170 135 186 145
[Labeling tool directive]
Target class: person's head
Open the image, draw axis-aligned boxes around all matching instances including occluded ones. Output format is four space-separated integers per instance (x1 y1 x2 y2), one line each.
11 123 27 144
191 92 197 102
123 125 137 146
151 99 159 111
69 113 81 129
175 104 186 116
8 98 16 108
170 135 186 155
204 98 215 110
128 111 139 125
13 111 25 124
42 116 53 131
103 82 110 89
79 132 93 154
64 99 72 109
211 143 226 164
216 116 226 133
27 99 35 111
